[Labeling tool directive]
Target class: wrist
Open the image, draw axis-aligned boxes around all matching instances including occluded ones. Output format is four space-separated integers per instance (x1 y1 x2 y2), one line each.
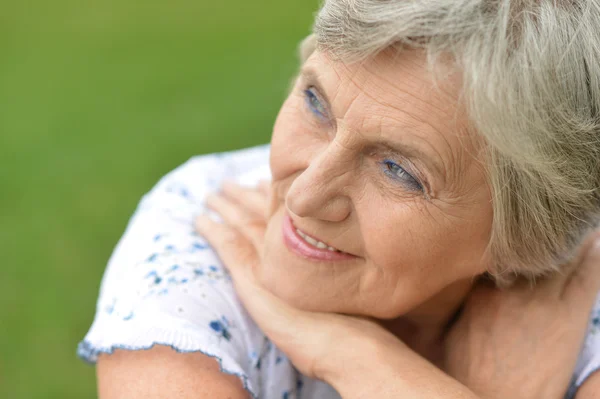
314 318 400 384
322 334 478 399
321 334 402 397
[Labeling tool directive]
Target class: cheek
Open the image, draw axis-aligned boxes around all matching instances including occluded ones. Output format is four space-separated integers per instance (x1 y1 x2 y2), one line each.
359 196 488 292
361 202 438 276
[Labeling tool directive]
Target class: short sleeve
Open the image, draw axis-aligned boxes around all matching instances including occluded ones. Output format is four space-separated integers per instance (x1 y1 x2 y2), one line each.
566 292 600 398
77 145 271 398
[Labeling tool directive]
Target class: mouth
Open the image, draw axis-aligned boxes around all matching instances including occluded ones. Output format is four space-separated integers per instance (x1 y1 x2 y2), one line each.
281 213 357 262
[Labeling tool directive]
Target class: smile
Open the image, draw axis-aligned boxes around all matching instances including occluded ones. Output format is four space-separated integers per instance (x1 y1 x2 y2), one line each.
281 213 356 262
295 228 341 252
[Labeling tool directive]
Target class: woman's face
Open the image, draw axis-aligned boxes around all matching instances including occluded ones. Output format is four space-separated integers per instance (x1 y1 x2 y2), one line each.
261 48 493 320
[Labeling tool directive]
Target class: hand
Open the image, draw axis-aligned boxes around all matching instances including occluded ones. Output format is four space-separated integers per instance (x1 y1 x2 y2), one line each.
444 233 600 399
195 181 399 381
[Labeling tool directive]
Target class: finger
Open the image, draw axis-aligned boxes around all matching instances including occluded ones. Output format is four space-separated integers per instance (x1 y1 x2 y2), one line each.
221 181 269 218
562 232 600 306
195 216 316 360
196 214 304 314
205 193 266 249
553 230 600 296
532 231 600 299
194 214 257 279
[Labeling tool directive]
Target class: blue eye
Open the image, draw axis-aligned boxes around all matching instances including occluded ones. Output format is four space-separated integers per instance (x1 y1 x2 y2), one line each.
382 160 423 192
304 88 327 118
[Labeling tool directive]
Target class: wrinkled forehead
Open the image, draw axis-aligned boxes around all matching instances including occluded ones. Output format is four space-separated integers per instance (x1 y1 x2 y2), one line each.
302 48 484 185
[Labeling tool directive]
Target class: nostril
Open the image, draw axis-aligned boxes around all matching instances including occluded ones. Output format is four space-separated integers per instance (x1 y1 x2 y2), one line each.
286 188 352 223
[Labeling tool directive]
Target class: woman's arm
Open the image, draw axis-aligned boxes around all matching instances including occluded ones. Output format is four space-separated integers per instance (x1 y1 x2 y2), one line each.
97 346 249 399
322 335 478 399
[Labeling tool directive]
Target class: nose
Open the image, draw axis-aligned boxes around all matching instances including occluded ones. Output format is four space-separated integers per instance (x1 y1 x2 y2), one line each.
285 144 353 222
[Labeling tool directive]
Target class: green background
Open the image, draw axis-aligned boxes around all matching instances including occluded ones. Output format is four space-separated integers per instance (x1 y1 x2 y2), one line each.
0 1 317 397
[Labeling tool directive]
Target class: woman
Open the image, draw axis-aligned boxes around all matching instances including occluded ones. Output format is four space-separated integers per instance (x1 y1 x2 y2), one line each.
79 0 600 398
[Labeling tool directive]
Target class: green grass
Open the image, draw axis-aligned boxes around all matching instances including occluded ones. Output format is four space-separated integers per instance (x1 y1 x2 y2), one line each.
0 1 317 397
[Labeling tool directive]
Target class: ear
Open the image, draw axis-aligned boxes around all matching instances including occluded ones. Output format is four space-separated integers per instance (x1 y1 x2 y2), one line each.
299 34 317 63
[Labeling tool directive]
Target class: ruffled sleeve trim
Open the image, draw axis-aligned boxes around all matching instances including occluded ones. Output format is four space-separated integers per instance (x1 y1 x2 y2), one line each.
77 312 258 399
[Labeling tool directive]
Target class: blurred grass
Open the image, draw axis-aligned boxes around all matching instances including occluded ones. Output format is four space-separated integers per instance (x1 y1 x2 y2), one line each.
0 1 317 397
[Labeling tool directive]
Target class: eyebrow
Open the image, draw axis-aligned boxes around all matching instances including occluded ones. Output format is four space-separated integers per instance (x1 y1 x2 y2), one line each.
299 66 445 186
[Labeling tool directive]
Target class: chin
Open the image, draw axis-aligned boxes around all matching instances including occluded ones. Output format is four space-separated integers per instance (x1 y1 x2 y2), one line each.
254 268 326 313
255 210 340 312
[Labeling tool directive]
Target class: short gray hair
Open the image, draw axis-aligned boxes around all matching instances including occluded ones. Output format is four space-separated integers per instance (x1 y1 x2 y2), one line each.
302 0 600 283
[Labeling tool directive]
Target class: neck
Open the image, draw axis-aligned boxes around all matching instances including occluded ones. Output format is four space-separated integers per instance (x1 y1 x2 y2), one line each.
379 278 474 365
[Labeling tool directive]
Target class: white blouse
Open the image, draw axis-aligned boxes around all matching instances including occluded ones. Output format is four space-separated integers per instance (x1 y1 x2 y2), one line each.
78 144 600 399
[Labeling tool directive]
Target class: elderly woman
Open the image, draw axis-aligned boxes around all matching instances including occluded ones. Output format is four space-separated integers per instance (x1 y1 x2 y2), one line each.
78 0 600 398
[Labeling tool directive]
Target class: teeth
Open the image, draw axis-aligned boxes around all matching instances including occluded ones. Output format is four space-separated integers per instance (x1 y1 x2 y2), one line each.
304 235 318 246
295 228 340 252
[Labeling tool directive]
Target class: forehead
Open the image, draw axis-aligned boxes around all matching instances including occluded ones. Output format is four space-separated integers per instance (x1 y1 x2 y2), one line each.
302 49 481 189
305 48 463 126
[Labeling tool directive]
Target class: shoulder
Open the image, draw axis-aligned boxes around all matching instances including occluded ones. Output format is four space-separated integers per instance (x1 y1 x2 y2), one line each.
157 144 271 194
177 144 270 173
97 345 249 399
139 144 270 208
93 144 272 324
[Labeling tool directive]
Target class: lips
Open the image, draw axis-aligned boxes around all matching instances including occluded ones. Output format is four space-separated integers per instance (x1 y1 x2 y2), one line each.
281 213 356 262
